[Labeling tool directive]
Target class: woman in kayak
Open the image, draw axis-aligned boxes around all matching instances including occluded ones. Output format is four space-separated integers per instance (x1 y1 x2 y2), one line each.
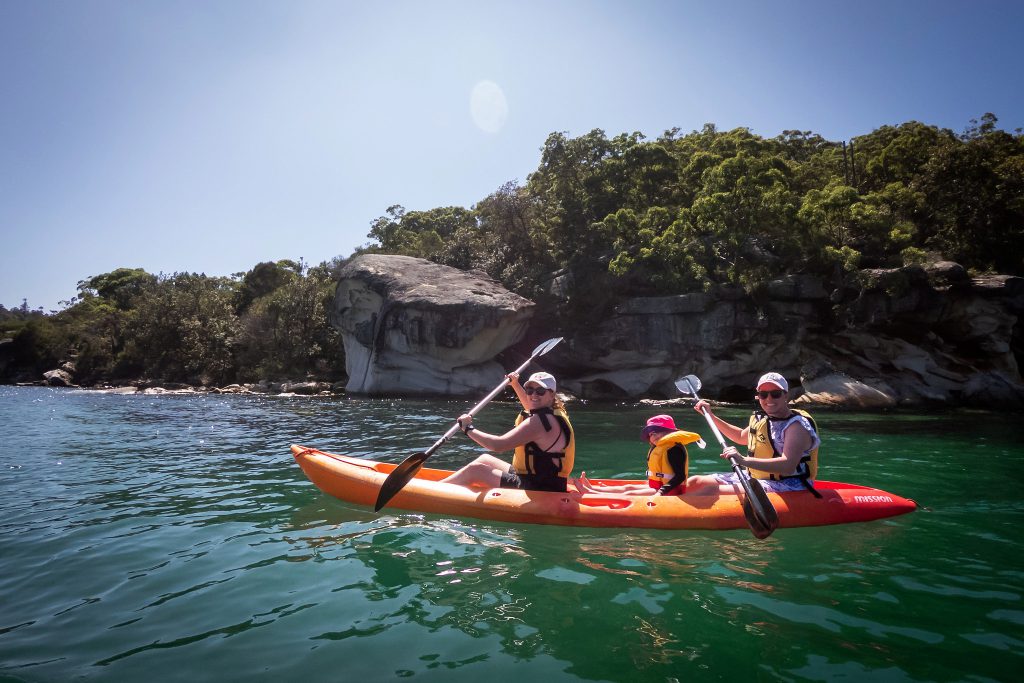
441 371 575 492
687 372 821 496
574 414 704 496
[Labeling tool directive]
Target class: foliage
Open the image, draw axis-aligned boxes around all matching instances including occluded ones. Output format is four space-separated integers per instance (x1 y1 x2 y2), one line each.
235 262 341 381
4 316 70 374
363 205 477 262
78 268 158 310
2 262 344 386
117 273 239 385
234 260 301 314
5 114 1021 386
357 114 1022 318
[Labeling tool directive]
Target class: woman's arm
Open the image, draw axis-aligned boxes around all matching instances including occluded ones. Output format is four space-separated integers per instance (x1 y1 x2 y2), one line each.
506 372 529 410
457 413 544 452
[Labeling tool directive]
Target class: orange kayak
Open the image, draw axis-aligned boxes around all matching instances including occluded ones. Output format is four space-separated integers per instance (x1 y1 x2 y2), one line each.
292 445 917 530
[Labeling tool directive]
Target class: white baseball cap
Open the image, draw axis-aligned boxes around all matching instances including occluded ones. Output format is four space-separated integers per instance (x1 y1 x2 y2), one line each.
525 372 556 391
756 372 789 392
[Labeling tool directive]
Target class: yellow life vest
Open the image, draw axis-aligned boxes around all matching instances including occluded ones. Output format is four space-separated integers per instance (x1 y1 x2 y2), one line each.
646 430 703 485
512 407 575 478
747 409 820 492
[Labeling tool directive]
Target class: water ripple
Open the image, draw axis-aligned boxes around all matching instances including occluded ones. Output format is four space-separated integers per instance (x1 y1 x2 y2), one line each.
1 387 1022 682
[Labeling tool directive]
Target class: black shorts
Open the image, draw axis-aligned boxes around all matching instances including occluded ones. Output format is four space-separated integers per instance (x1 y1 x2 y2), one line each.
499 470 567 492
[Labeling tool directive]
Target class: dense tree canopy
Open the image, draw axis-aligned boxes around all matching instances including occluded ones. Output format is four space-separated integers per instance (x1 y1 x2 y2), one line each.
358 115 1023 317
4 115 1021 386
2 260 343 386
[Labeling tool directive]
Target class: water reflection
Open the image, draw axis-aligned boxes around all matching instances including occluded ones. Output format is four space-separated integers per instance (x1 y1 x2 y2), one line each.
272 512 799 678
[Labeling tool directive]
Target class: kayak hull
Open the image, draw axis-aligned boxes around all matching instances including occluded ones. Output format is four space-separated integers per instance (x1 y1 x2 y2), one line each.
291 445 917 530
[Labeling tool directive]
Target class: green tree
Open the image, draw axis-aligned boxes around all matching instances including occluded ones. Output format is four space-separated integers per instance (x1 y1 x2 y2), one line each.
364 205 476 261
605 207 709 294
6 317 69 376
79 268 157 310
235 260 301 314
122 273 239 385
919 117 1024 272
684 149 800 287
235 263 341 380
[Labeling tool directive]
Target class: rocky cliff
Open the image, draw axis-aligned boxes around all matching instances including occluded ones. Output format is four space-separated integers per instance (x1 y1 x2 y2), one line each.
331 255 535 395
560 263 1024 408
332 256 1024 408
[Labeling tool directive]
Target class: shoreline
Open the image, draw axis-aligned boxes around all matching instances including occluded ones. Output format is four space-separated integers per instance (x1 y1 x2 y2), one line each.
4 381 1017 413
8 379 343 397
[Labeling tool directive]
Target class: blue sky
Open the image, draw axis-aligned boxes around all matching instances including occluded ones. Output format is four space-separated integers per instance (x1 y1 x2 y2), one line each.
2 0 1022 312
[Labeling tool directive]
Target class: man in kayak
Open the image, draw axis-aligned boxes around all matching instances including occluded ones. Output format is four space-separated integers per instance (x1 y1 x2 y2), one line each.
688 372 821 496
574 414 704 496
440 371 575 492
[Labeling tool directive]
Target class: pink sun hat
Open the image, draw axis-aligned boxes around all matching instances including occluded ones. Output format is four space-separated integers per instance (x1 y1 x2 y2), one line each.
640 414 677 441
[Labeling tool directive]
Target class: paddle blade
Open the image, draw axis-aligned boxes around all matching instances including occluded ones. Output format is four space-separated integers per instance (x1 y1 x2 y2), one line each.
747 478 780 530
738 476 779 538
374 451 429 511
530 336 564 358
741 499 774 539
674 374 702 396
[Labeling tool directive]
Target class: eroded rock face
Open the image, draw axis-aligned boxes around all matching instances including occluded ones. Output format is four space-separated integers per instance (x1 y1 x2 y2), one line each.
327 257 1022 408
558 268 1024 408
562 283 831 400
332 255 534 395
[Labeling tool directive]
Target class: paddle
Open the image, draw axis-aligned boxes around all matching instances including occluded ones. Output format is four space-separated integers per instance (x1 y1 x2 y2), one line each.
373 337 564 511
675 374 779 539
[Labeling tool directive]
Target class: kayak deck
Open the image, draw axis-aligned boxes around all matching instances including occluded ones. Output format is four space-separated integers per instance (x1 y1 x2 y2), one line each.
291 445 917 530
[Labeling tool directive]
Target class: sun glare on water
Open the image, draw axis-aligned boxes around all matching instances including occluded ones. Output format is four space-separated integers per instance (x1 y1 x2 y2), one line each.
470 80 508 133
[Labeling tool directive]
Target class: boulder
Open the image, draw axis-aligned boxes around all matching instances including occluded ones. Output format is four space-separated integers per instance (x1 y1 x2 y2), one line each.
963 370 1024 409
794 371 898 409
553 262 1024 407
43 369 75 387
924 261 970 289
214 384 252 394
331 254 535 395
280 381 332 395
561 291 813 399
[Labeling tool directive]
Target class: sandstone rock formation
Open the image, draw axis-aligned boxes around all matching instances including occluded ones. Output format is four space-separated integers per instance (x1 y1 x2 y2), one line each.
43 368 75 387
332 255 535 395
329 255 1023 408
558 264 1024 408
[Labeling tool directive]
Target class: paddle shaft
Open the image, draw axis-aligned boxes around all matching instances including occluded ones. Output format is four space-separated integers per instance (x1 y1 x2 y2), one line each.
694 404 750 478
697 405 748 477
684 378 778 537
374 337 563 511
684 379 731 451
421 354 537 458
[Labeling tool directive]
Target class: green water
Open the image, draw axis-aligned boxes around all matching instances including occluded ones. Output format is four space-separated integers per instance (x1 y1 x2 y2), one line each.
0 387 1021 682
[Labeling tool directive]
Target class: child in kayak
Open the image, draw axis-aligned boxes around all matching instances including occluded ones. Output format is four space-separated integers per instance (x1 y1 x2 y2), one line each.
574 414 704 496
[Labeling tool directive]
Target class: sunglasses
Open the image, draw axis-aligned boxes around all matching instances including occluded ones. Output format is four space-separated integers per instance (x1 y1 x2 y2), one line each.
757 390 785 399
524 386 550 396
